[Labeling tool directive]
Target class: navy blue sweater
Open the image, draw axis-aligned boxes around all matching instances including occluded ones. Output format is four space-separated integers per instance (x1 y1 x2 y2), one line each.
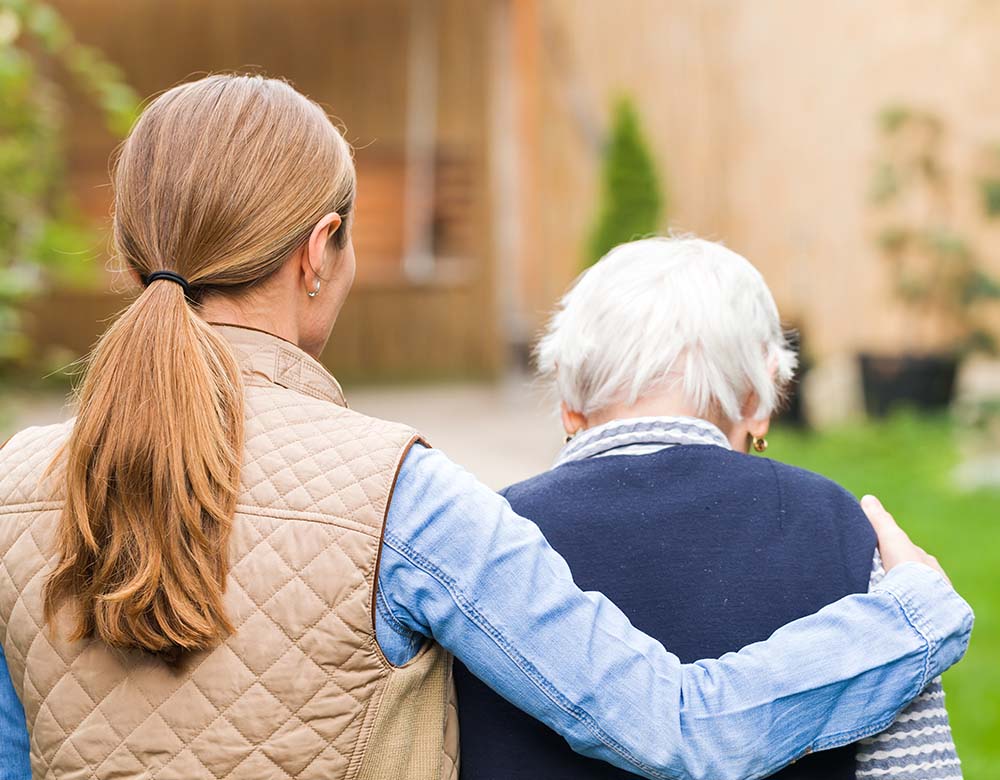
454 444 876 780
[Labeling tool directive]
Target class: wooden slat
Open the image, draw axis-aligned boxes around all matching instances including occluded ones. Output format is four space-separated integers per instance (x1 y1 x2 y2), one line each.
34 0 501 381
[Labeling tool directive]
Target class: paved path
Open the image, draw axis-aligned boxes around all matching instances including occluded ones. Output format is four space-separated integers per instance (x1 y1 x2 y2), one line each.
2 375 562 490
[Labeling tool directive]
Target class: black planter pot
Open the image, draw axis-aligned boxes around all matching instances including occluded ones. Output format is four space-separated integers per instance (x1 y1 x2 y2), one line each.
858 352 959 417
777 329 810 427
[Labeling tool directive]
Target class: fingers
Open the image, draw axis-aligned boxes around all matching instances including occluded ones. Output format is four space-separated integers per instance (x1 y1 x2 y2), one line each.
861 494 910 545
862 494 952 585
863 494 907 573
860 493 887 519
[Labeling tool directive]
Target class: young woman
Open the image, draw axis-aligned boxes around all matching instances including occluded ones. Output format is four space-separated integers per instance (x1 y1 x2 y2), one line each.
0 75 971 780
454 237 964 780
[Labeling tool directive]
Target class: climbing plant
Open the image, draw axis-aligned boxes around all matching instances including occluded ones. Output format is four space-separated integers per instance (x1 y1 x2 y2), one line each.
869 104 1000 356
0 0 137 366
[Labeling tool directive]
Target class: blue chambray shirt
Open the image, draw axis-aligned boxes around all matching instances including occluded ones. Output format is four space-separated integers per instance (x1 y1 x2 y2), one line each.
0 444 973 780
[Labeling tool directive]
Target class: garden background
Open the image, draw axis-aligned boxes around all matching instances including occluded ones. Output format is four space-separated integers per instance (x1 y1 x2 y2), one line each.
2 0 999 776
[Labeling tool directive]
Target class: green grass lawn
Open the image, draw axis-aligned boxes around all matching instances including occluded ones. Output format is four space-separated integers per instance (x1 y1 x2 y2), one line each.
771 414 999 779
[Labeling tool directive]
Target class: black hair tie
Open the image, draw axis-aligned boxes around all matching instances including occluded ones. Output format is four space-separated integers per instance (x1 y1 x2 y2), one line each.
144 270 192 297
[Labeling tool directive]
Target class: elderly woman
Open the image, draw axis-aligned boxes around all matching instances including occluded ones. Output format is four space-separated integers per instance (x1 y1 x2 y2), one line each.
455 237 963 780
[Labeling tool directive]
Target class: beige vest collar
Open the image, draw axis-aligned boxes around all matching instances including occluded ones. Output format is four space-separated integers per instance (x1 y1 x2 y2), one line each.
210 323 347 408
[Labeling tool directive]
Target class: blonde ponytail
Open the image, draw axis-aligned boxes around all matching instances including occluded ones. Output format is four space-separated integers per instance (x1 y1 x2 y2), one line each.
45 281 243 651
43 74 356 654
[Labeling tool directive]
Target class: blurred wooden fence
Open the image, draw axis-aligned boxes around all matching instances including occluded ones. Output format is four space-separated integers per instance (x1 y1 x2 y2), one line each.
41 0 501 382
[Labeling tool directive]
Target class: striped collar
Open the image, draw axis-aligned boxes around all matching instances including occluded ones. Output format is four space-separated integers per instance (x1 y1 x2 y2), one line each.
555 415 732 467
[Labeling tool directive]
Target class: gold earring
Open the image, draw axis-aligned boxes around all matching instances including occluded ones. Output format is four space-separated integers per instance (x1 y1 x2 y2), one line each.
307 280 321 298
752 435 768 453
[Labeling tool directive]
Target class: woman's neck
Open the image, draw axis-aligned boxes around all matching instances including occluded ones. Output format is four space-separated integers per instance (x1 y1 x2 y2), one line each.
199 293 301 351
587 394 708 430
585 392 742 450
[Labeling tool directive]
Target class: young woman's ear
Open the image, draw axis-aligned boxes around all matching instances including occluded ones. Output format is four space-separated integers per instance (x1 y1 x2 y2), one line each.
299 212 343 294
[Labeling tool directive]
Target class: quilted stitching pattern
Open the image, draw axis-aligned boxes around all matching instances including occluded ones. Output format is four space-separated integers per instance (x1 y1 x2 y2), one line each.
442 675 460 779
0 422 70 507
0 328 458 780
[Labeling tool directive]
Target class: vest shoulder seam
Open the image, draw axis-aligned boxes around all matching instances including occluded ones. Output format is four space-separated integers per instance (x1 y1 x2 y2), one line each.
233 504 382 537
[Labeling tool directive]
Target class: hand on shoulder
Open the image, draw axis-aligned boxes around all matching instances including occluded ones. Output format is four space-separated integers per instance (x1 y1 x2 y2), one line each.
861 495 951 584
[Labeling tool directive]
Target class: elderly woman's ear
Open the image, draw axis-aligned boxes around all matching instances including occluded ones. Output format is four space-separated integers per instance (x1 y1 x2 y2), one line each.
743 417 771 453
731 383 773 453
561 403 587 440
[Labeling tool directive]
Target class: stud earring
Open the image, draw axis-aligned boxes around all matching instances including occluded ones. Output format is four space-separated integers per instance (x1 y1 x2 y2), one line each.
307 280 321 298
751 435 768 453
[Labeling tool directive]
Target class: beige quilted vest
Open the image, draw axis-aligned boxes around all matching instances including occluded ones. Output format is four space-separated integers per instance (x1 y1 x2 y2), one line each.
0 324 460 780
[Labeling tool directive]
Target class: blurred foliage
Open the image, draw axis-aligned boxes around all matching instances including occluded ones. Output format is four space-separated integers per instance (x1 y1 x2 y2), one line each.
586 97 664 268
772 413 1000 780
869 105 1000 356
0 0 137 368
979 144 1000 218
980 178 1000 217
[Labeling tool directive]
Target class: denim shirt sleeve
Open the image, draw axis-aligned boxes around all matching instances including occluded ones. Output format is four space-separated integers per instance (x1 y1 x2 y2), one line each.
0 642 31 780
377 444 974 780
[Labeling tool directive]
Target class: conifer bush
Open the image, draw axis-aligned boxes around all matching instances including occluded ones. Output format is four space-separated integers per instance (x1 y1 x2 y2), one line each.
586 97 665 267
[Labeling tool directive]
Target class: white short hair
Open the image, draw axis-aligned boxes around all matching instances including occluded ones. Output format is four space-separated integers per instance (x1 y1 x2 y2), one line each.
537 237 797 423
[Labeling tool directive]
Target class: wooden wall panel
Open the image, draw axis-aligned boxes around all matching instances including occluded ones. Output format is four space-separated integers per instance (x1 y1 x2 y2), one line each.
525 0 1000 362
37 0 501 381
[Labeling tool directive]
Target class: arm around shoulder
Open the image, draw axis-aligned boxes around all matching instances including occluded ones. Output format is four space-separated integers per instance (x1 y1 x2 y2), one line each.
377 446 974 780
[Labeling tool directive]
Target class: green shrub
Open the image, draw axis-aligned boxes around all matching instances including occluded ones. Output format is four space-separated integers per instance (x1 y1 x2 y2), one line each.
0 0 138 372
585 97 665 268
